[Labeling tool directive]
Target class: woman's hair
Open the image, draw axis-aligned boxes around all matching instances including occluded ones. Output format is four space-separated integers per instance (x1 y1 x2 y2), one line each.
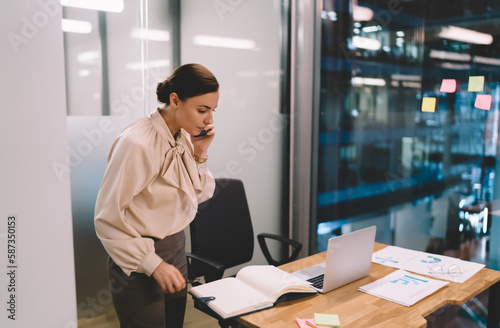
156 63 219 105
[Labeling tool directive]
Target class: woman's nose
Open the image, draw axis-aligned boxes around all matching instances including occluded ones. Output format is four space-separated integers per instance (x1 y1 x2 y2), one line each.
204 112 214 124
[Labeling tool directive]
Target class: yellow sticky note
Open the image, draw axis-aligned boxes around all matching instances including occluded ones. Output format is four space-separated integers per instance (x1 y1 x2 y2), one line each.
474 94 492 110
421 97 437 112
440 79 458 93
468 76 485 92
314 313 340 327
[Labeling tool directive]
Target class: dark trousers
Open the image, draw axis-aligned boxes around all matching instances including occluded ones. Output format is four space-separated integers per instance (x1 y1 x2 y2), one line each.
108 231 188 328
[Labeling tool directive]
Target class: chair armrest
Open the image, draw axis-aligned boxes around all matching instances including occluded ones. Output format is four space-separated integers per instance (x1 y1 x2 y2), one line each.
186 252 225 283
257 233 303 266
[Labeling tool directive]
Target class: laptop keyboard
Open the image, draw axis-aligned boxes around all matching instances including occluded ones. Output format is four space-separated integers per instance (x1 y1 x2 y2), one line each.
307 274 324 289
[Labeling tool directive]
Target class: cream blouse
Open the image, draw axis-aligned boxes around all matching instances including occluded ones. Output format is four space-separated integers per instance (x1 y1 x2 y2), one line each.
94 109 215 276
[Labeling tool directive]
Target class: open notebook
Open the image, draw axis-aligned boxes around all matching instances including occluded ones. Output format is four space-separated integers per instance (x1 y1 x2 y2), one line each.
292 225 376 293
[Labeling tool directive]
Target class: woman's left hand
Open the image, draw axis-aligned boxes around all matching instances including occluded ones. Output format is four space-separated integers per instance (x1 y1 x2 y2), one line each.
191 123 215 159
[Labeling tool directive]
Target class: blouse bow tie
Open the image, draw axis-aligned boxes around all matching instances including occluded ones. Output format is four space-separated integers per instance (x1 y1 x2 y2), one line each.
161 142 202 209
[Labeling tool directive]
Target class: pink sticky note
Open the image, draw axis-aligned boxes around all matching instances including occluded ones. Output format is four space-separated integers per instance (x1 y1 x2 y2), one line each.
474 94 492 110
295 318 330 328
440 79 458 93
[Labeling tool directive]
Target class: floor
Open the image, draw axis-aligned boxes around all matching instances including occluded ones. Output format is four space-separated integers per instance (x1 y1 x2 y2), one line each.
77 292 220 328
79 236 498 328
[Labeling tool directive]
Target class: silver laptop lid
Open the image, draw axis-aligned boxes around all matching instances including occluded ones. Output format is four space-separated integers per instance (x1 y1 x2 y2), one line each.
321 225 376 293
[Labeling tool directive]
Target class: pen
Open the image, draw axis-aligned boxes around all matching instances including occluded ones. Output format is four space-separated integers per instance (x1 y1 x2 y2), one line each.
198 296 215 302
187 278 201 285
305 320 318 328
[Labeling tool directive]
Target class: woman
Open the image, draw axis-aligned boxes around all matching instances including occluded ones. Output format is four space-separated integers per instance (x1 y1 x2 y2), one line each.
94 63 218 327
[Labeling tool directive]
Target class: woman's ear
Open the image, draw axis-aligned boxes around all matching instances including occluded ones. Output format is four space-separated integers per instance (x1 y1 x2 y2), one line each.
170 92 180 109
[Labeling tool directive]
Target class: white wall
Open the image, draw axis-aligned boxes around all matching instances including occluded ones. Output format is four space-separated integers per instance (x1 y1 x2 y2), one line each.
0 1 77 326
181 0 287 273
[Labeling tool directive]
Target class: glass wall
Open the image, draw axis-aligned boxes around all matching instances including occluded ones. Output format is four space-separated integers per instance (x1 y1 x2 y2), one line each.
63 0 289 326
62 1 176 325
313 0 500 274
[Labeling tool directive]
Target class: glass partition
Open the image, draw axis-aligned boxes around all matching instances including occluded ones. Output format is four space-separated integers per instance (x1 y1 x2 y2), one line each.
62 1 176 325
313 0 500 275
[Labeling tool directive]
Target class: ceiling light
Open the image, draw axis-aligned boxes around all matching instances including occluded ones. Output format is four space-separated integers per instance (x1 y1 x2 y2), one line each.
77 51 99 64
362 25 381 33
130 28 170 42
429 50 471 62
78 69 91 77
62 19 92 34
193 35 256 50
353 5 374 21
321 11 337 21
438 26 493 45
391 74 421 81
352 77 386 86
474 56 500 66
352 36 381 50
60 0 124 13
126 59 170 70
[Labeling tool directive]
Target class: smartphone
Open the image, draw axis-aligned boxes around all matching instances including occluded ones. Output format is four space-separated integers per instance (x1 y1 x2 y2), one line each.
194 130 207 138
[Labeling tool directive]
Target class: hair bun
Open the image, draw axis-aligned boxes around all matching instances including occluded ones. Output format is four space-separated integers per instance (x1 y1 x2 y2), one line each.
156 80 170 103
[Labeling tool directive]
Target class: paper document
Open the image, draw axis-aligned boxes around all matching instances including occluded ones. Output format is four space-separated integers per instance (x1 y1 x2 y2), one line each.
372 246 485 283
359 269 449 306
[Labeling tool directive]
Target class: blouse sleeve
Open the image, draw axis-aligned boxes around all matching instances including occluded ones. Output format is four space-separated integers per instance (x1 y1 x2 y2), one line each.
195 161 216 204
94 135 163 276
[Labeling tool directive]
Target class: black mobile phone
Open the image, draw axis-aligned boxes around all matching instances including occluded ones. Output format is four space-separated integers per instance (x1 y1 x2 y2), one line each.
194 130 207 138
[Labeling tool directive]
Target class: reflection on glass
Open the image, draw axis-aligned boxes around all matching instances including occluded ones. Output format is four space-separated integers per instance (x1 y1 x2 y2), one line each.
314 0 500 260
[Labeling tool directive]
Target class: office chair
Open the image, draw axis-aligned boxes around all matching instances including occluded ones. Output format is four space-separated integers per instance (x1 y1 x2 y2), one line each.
186 178 302 327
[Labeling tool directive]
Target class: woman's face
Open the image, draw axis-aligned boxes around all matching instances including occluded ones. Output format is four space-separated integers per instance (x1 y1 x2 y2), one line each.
174 91 219 136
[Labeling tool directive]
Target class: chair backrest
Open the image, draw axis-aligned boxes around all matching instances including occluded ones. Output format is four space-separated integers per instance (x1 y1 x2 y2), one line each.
189 178 254 276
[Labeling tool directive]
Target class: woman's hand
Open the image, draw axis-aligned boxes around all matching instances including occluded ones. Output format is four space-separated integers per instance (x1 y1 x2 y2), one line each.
152 261 186 294
190 123 215 160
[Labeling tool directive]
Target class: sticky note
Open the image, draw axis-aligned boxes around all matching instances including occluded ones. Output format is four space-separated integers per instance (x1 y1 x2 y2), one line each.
474 94 492 110
421 97 437 112
295 318 323 328
314 313 340 327
440 79 458 93
468 76 485 92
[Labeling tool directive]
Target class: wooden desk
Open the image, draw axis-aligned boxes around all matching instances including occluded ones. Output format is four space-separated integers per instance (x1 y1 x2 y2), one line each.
237 243 500 328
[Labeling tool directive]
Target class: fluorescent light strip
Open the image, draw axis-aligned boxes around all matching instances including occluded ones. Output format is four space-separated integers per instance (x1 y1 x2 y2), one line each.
126 59 170 70
352 77 386 86
131 28 170 42
193 35 256 50
77 50 99 64
438 26 493 45
391 74 421 81
362 25 381 33
352 36 381 50
353 5 374 21
440 62 471 70
62 19 92 34
401 81 421 88
474 56 500 66
78 69 91 77
60 0 124 13
429 50 471 62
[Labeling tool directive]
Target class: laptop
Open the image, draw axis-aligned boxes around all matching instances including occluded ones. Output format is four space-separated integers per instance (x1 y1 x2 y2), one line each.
292 225 376 293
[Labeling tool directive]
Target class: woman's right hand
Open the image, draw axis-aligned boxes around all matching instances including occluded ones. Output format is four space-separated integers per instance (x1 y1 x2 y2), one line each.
152 261 186 294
